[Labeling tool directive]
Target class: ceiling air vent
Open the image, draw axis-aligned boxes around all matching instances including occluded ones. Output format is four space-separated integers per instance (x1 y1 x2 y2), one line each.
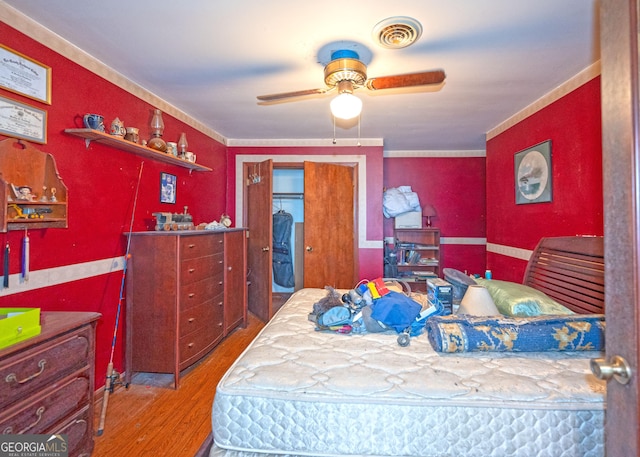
372 16 423 49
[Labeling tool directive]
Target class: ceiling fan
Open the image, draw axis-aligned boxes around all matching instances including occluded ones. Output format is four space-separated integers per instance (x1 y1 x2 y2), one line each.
256 49 446 119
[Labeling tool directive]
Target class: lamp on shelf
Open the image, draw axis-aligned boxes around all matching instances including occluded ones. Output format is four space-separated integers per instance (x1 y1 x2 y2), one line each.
147 109 167 152
422 204 437 227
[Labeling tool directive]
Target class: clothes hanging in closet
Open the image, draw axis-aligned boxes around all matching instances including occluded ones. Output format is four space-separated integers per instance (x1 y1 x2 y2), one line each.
272 210 295 288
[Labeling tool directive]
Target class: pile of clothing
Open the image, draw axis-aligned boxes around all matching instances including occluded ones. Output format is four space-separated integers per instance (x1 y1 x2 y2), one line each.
308 279 446 346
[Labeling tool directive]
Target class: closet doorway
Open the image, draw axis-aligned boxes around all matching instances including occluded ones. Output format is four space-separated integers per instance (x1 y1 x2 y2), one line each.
244 160 358 322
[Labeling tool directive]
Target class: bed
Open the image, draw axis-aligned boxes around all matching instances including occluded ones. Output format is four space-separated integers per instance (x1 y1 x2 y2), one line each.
210 236 606 457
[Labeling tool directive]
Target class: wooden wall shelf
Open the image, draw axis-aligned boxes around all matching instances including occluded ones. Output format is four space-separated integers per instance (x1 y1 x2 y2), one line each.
0 138 68 232
64 128 212 172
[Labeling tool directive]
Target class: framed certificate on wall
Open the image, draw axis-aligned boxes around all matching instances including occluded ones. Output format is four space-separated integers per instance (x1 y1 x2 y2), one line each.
0 44 51 104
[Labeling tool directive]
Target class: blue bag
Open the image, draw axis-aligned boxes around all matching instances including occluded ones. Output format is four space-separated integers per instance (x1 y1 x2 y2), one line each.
317 306 352 328
370 291 422 332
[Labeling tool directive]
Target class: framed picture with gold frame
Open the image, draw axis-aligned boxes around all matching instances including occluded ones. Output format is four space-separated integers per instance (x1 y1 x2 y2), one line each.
0 44 52 104
0 95 47 144
515 140 552 204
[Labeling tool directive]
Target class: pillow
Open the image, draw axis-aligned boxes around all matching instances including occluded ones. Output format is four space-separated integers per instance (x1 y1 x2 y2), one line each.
425 313 605 353
474 278 574 317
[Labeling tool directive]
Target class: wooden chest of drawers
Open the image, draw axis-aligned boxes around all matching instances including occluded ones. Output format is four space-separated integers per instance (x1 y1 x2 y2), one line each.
126 229 247 388
0 312 100 457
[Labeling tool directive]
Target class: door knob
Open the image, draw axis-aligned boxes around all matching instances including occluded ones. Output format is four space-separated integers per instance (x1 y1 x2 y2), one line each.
306 246 313 252
262 246 270 252
590 355 632 385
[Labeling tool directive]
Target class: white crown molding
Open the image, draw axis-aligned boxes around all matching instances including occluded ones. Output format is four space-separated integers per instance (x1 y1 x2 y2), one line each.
384 150 486 158
227 138 383 147
0 2 226 145
486 61 601 140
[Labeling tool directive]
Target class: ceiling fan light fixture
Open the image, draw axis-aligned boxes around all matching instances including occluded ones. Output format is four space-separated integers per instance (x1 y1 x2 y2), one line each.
372 16 423 49
330 92 362 120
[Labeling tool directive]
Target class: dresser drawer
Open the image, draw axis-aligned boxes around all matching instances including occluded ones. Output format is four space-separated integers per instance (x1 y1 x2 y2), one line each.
52 405 93 457
180 253 223 285
0 372 90 434
0 326 92 411
179 272 224 310
179 316 223 368
179 295 224 338
180 234 223 259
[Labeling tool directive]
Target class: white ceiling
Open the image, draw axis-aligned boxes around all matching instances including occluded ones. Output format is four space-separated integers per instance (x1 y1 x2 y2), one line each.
1 0 599 151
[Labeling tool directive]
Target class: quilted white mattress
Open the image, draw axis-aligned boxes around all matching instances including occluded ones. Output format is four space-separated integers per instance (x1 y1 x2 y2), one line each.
211 288 605 457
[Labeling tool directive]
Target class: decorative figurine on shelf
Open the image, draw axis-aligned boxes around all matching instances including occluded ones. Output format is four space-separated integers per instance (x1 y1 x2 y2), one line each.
40 186 48 202
110 117 125 137
50 187 57 202
11 184 33 201
147 109 167 152
177 132 188 159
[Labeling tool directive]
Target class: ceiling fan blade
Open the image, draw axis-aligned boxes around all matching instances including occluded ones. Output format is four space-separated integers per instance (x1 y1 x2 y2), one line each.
257 88 329 101
365 70 446 91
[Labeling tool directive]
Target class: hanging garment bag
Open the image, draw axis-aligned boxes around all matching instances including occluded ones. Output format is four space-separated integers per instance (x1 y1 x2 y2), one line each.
272 210 295 287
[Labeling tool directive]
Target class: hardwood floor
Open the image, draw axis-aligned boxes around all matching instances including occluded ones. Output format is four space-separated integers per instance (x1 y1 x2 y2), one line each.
92 313 265 457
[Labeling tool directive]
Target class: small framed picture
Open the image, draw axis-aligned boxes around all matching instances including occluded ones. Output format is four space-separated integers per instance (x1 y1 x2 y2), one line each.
160 172 176 204
514 140 552 204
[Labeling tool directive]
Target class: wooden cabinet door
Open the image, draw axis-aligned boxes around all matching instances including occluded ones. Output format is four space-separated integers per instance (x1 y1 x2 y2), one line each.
224 230 247 333
245 159 273 322
303 161 357 289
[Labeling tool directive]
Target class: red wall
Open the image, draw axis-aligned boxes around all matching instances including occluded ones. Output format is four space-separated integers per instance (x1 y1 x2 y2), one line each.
383 156 487 276
0 22 228 387
486 77 603 281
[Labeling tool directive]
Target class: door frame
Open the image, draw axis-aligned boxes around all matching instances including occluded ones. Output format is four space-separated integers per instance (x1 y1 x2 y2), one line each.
235 153 378 252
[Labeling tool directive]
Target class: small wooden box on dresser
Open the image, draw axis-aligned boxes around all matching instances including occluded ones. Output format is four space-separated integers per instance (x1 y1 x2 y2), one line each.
0 312 101 457
125 229 247 389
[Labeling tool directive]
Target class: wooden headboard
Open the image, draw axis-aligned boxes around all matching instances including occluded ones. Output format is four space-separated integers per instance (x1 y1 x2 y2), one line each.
523 236 604 314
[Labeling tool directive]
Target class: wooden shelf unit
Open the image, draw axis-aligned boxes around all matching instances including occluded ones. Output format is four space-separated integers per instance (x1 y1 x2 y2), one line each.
0 138 68 232
64 128 212 172
393 228 441 290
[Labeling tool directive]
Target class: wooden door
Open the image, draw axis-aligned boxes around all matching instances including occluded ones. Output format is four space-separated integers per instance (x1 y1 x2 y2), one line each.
245 159 273 322
600 1 640 455
303 161 357 288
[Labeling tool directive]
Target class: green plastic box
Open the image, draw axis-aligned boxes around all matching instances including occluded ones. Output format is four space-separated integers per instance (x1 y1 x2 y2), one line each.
0 308 41 349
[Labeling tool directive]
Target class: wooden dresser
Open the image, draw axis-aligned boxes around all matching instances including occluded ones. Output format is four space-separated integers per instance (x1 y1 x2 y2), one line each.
0 312 101 457
126 229 247 388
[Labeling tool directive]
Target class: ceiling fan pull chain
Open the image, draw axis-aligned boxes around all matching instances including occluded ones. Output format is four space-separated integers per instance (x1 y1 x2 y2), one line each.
333 116 337 144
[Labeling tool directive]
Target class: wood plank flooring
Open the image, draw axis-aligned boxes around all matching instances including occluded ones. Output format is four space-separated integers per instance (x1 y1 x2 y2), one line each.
92 313 265 457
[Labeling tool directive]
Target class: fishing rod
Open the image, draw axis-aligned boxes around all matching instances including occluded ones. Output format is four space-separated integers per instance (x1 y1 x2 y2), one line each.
97 161 144 436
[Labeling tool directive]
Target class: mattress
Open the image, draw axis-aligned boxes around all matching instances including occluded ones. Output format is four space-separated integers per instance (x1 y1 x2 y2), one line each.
211 288 605 457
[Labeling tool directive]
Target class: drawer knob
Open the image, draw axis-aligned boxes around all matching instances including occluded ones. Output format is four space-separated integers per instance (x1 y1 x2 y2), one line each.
189 268 195 273
188 293 195 298
228 266 232 271
188 244 196 249
5 359 46 385
188 317 195 323
188 343 194 348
